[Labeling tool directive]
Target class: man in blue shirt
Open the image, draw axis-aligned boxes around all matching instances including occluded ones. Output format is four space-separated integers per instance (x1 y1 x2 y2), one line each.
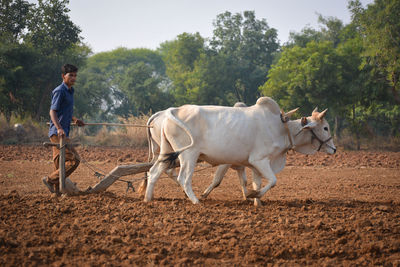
42 64 85 195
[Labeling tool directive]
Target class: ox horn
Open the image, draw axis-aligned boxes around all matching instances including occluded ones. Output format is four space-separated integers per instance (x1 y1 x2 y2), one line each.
285 107 299 118
318 108 328 120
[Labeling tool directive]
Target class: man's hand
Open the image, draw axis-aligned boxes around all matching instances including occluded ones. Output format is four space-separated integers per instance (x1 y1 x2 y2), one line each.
75 119 85 127
57 128 66 137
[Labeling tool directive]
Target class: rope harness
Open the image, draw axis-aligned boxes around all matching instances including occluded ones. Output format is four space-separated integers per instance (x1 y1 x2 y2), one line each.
281 112 334 153
300 117 335 152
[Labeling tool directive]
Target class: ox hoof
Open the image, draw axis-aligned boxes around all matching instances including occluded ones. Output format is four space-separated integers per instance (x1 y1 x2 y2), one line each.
144 196 153 202
191 199 200 204
246 190 260 199
254 198 262 207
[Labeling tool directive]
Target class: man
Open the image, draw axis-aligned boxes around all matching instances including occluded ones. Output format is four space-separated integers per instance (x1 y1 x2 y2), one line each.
42 64 85 195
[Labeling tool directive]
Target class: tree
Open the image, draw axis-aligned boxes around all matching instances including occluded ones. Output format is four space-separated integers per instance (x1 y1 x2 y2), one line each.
0 0 35 122
0 0 32 43
349 0 400 104
23 0 88 120
260 41 348 117
121 62 170 116
210 11 279 104
160 32 205 105
77 47 171 119
287 15 344 48
24 0 81 55
287 27 323 48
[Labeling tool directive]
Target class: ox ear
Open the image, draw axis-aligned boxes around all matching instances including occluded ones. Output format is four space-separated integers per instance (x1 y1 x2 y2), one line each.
302 121 318 130
317 108 328 120
311 107 319 119
285 107 299 118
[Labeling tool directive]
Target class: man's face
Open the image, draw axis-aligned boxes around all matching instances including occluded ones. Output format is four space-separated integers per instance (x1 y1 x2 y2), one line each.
62 72 77 88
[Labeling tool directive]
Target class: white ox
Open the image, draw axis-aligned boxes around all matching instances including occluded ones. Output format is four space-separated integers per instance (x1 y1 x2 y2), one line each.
140 102 257 202
144 96 336 204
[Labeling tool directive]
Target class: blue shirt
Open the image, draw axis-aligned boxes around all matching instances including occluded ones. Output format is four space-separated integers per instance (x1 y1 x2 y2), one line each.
48 83 74 137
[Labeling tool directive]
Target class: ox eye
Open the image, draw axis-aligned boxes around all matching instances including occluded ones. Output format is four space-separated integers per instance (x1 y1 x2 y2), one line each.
324 127 328 131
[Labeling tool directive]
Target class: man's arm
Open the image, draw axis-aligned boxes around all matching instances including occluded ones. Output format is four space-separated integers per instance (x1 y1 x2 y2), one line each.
50 109 65 136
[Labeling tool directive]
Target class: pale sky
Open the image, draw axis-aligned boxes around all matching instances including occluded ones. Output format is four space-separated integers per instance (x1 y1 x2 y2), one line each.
32 0 374 53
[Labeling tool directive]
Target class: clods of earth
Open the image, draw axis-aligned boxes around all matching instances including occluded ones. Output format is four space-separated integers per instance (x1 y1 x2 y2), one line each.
1 145 400 266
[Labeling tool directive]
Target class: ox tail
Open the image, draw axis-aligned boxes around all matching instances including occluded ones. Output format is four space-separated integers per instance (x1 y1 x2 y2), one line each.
146 111 161 163
141 111 163 195
162 151 180 169
159 107 195 167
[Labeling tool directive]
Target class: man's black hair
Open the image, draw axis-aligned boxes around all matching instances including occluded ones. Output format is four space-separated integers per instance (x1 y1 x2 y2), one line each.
61 64 78 75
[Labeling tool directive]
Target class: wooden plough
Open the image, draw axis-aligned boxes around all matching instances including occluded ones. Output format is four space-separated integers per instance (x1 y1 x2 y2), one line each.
87 162 152 193
43 122 156 195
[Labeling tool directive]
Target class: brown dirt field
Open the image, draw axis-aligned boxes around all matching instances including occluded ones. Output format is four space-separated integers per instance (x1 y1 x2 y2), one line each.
1 144 400 266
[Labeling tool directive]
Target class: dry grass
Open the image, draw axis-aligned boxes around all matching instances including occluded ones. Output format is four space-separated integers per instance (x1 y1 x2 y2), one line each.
0 114 48 144
71 115 150 148
1 113 399 151
336 131 400 151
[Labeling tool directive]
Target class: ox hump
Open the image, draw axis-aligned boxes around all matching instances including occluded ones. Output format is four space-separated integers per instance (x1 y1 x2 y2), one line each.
255 97 281 115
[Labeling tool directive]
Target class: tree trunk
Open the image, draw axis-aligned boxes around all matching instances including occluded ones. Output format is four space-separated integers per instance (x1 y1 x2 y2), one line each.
334 116 340 139
391 71 400 105
353 104 360 150
35 84 52 121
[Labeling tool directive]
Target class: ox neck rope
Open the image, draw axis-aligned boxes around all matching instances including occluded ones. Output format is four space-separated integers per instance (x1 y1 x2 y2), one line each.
280 111 295 152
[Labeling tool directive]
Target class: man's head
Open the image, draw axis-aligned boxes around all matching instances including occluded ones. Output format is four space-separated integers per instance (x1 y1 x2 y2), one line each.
61 64 78 88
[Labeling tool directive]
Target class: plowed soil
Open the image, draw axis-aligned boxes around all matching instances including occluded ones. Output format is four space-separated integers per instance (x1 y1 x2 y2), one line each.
1 145 400 266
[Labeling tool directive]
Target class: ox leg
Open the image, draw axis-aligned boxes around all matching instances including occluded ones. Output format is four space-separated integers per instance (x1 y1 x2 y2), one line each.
144 160 168 202
247 158 277 200
201 164 229 199
166 168 180 186
177 154 199 204
236 166 248 200
250 169 262 206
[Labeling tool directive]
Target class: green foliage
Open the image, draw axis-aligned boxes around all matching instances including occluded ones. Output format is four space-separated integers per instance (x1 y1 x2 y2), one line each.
260 41 345 114
0 0 89 122
160 32 206 105
25 0 81 55
349 0 400 104
121 62 169 115
287 27 323 48
262 1 400 144
1 2 400 149
210 11 279 104
77 47 172 118
0 0 32 43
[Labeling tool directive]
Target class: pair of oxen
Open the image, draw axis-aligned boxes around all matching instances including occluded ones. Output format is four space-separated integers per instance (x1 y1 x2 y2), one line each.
139 97 336 206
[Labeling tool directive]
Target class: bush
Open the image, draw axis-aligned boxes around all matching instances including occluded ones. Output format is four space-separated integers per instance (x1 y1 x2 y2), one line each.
0 114 48 144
